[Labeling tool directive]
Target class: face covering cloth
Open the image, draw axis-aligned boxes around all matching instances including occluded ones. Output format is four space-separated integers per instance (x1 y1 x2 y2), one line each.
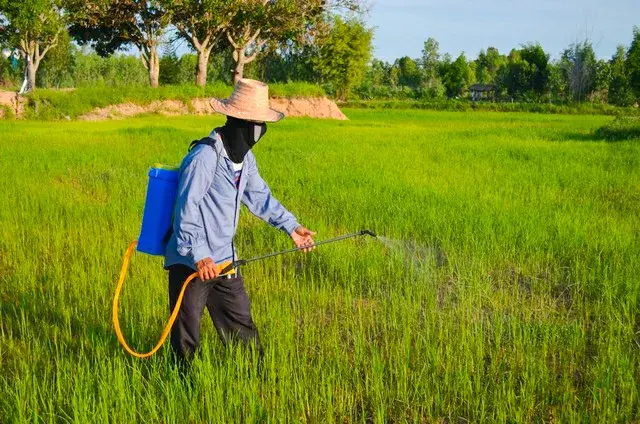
217 116 267 163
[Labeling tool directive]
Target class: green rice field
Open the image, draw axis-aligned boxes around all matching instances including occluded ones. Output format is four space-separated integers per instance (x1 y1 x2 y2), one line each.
0 110 638 422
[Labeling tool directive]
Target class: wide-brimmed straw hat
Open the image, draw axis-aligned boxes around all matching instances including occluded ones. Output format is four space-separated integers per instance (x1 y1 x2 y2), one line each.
210 79 284 122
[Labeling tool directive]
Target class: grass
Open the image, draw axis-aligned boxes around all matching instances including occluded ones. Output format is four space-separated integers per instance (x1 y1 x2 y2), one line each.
23 82 325 120
595 115 640 141
342 99 640 116
0 110 639 422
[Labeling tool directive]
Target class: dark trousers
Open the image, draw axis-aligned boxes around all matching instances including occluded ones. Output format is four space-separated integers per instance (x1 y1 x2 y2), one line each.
168 264 262 362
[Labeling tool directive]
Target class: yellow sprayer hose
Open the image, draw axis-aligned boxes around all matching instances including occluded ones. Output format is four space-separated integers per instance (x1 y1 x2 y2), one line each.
112 240 229 358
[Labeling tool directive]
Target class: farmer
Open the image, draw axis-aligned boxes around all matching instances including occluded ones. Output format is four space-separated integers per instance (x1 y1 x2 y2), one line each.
164 79 315 363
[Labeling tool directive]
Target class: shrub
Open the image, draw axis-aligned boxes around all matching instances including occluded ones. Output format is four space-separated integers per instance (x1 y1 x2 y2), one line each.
595 115 640 141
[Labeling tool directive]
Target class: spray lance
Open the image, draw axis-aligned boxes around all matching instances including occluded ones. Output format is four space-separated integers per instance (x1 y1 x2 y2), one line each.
112 164 377 358
218 229 377 274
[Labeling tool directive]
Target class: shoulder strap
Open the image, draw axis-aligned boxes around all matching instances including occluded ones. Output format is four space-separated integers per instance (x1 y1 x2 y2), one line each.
188 135 221 178
162 136 221 247
189 135 217 151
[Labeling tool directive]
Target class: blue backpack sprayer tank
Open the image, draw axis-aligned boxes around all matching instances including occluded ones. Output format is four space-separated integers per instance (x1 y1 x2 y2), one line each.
113 163 377 358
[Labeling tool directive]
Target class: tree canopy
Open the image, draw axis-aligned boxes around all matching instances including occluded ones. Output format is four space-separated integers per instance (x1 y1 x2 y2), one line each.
0 0 68 90
69 0 169 87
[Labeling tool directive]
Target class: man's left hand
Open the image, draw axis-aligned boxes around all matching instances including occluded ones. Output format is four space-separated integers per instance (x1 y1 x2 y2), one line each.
291 226 316 253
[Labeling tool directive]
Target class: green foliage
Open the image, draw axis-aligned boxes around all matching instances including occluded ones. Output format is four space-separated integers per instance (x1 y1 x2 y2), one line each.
37 31 76 88
519 43 550 95
159 52 198 85
73 51 148 87
499 44 551 100
0 51 20 88
440 53 472 98
0 0 68 88
311 16 373 100
609 45 634 106
560 41 597 102
0 104 14 119
68 0 169 56
475 47 505 84
394 56 422 89
0 0 65 47
421 38 441 82
267 82 324 98
595 115 640 140
247 46 317 83
627 26 640 103
1 111 639 422
160 51 235 86
419 38 445 99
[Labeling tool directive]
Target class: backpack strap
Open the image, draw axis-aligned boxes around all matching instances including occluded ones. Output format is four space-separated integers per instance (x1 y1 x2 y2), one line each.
162 135 221 248
189 135 217 152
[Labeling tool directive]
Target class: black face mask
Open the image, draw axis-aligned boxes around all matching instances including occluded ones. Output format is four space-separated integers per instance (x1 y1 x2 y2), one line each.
217 116 267 163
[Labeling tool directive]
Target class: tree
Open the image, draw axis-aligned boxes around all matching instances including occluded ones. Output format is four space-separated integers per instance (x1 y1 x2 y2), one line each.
440 53 471 98
497 44 550 100
38 30 75 88
560 40 597 102
519 43 550 97
592 59 611 102
394 56 421 89
475 49 491 84
166 0 232 87
311 16 372 100
225 0 362 84
548 61 567 101
0 0 67 90
475 46 504 84
626 26 640 103
256 43 317 83
69 0 169 88
355 58 395 99
421 37 440 80
498 49 530 99
226 0 313 84
420 37 444 99
609 45 633 106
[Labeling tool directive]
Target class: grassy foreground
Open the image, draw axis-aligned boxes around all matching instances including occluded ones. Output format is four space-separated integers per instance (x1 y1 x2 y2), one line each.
0 110 639 422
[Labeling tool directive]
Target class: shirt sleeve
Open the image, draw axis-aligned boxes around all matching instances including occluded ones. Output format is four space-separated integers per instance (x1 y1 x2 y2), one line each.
174 150 216 264
241 154 299 235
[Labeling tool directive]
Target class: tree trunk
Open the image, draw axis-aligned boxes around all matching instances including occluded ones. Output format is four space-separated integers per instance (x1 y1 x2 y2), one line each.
148 47 160 88
196 50 210 87
233 49 246 85
27 58 38 91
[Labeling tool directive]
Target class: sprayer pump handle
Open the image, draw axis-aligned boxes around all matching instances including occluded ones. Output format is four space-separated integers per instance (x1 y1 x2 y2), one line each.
219 260 245 275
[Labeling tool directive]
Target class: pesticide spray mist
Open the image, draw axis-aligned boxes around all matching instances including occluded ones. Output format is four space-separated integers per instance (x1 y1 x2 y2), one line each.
375 235 448 269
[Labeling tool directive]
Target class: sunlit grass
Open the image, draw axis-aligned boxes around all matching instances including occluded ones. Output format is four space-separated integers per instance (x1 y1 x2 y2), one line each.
0 110 638 422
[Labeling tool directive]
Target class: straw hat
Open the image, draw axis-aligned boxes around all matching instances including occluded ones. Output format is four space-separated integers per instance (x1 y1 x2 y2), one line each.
210 79 284 122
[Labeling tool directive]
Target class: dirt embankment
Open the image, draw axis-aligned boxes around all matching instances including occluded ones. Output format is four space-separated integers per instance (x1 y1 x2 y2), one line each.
79 97 347 121
0 91 26 118
0 91 347 120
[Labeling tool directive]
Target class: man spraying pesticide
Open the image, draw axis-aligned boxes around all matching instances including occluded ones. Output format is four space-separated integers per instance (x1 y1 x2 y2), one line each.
113 79 377 364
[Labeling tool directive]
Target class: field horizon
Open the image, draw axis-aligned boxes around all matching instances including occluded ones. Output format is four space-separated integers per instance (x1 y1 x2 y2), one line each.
1 110 638 422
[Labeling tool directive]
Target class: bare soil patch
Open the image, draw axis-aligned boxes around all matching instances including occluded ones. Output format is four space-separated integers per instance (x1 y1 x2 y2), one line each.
78 97 346 121
0 91 26 118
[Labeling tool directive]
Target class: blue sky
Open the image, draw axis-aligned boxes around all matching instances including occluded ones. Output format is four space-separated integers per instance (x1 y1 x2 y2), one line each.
367 0 639 62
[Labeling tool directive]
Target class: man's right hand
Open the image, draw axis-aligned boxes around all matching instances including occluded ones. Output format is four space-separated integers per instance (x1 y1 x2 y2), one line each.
196 257 220 281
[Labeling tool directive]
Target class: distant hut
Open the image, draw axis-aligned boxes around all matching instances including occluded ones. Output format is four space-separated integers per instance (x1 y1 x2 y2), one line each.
470 84 496 102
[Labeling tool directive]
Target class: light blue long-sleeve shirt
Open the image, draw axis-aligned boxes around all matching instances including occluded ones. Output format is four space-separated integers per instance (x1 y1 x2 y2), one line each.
164 130 299 270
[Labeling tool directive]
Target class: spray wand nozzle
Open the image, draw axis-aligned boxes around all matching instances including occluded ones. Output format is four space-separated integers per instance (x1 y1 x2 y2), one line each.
219 229 377 275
